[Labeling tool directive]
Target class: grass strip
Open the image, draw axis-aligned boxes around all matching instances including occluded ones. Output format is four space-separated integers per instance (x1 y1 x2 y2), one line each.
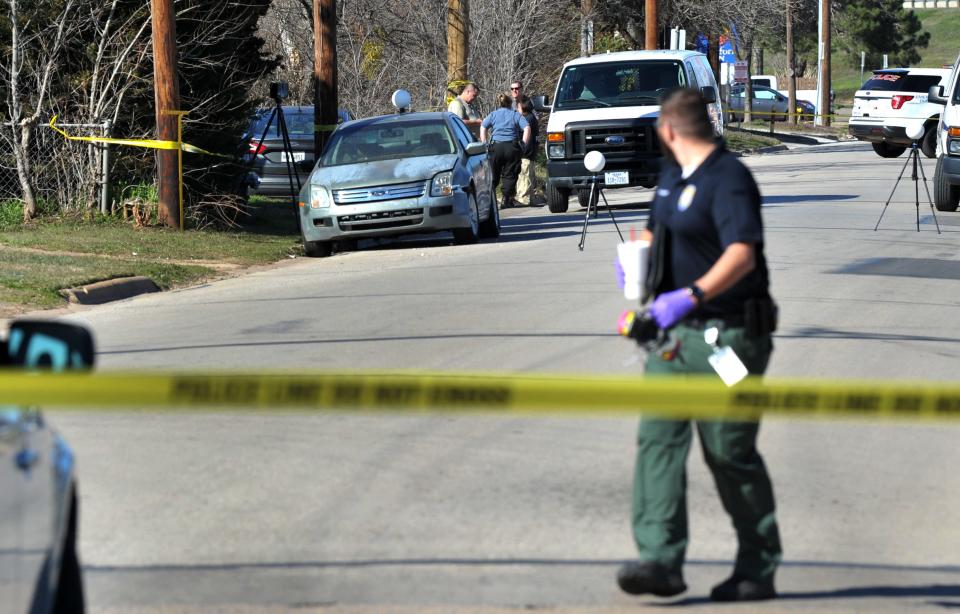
0 250 213 309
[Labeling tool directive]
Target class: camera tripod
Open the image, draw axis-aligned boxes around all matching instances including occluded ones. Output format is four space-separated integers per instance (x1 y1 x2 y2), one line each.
250 82 302 211
578 175 625 251
874 140 941 234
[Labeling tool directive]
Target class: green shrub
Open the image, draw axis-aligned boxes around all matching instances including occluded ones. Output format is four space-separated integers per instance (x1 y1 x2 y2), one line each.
0 200 23 230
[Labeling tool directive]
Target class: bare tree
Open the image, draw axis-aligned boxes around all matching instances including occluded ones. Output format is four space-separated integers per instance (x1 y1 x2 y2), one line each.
4 0 80 220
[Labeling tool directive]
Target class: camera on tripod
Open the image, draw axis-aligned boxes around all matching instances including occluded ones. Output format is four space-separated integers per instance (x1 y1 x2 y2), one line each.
269 81 289 102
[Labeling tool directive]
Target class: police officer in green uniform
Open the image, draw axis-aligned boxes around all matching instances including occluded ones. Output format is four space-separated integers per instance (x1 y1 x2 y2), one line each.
616 88 782 602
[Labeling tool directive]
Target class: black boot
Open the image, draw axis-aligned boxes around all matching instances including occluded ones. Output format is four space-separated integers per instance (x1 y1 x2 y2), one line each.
616 561 687 597
500 196 514 209
710 574 777 602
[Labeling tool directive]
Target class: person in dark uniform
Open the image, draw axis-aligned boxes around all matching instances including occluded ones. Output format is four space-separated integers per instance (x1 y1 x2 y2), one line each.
480 92 531 209
616 88 782 603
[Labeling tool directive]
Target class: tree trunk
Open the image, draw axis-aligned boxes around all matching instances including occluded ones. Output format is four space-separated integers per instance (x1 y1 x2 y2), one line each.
13 124 38 221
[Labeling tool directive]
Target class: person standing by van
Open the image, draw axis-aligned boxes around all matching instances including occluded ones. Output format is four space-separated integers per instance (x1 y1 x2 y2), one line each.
481 93 531 209
514 98 540 206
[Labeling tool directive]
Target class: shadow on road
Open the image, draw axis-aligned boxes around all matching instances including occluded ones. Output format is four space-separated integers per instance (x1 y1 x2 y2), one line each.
830 257 960 281
776 327 960 344
97 332 618 356
762 194 858 205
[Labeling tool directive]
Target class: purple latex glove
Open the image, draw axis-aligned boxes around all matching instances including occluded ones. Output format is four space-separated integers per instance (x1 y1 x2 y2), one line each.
615 258 625 289
650 288 696 329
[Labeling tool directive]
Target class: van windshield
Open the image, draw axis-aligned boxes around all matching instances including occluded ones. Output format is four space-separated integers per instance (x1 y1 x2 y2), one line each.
554 60 687 110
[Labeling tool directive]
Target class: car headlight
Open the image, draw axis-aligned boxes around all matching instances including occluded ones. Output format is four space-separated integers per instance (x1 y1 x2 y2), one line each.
308 185 330 209
430 171 454 197
948 139 960 156
548 144 565 159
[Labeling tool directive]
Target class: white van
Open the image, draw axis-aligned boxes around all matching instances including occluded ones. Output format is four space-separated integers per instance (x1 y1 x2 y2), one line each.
929 54 960 211
533 50 724 213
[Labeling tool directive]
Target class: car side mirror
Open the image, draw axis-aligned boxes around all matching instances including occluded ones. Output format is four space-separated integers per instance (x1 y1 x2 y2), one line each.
929 84 948 105
465 142 487 156
700 86 717 104
4 320 95 369
532 94 551 112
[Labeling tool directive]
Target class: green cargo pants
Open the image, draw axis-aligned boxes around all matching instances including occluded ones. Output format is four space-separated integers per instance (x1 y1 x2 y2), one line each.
633 321 782 582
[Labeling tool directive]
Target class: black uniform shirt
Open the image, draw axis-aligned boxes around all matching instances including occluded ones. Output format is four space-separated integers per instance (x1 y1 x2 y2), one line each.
646 144 770 318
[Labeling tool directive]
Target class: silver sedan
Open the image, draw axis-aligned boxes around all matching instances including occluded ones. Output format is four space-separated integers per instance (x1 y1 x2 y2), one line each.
297 111 498 257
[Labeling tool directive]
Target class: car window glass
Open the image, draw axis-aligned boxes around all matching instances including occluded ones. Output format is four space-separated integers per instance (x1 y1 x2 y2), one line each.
322 119 456 166
685 63 700 88
450 117 473 147
251 110 314 138
901 74 943 93
554 60 687 110
755 90 776 100
861 73 906 91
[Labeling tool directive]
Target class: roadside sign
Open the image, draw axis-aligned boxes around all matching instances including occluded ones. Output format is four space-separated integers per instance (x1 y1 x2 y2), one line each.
734 60 748 84
719 35 735 64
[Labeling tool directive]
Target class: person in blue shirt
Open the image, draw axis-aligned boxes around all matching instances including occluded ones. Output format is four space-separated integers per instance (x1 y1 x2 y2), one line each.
480 92 531 209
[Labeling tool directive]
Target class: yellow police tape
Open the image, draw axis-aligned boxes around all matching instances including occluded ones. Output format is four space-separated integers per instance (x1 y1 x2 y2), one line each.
2 371 960 421
48 116 232 158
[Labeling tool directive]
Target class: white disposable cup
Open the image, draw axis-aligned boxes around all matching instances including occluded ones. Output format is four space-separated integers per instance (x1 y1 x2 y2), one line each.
617 240 649 301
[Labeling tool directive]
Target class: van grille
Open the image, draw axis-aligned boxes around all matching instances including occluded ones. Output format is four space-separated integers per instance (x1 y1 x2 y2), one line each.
568 123 658 158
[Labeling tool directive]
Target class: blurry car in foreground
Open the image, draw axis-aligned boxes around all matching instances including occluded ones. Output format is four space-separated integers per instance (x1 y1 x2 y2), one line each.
297 109 499 257
2 320 90 613
727 85 815 122
849 68 950 159
241 106 353 197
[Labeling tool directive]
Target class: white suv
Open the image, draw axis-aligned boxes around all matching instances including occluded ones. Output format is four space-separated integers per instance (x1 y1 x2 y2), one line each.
849 68 950 159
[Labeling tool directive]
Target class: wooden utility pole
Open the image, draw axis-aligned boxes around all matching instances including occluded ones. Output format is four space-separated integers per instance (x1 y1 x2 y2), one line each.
645 0 657 50
787 0 796 125
447 0 469 85
150 0 180 229
313 0 338 157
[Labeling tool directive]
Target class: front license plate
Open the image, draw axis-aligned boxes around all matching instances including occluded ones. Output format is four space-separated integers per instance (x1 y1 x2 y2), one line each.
605 171 629 186
281 151 306 162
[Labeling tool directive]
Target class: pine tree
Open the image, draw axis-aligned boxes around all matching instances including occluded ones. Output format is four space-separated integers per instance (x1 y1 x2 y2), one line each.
836 0 930 68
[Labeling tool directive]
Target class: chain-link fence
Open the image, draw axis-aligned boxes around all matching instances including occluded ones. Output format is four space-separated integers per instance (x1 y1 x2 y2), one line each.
1 121 111 213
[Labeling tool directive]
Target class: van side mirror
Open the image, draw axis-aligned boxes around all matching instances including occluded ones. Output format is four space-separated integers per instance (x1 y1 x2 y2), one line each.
929 84 948 105
5 320 95 369
700 86 717 104
532 94 551 112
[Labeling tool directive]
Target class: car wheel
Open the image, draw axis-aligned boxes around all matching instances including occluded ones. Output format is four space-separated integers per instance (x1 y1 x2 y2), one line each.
921 124 938 159
872 142 906 158
303 239 333 257
934 156 960 212
478 190 500 238
453 194 480 244
546 182 569 213
53 489 84 614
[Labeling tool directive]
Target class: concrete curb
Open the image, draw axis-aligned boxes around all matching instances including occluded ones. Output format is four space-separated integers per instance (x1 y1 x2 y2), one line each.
60 276 160 305
733 144 789 157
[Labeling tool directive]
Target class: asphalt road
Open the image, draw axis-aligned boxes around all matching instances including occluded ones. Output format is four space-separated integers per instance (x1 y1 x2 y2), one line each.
50 141 960 613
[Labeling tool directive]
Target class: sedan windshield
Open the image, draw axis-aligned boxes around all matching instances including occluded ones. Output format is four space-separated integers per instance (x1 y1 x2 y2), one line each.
554 61 687 110
322 119 456 166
